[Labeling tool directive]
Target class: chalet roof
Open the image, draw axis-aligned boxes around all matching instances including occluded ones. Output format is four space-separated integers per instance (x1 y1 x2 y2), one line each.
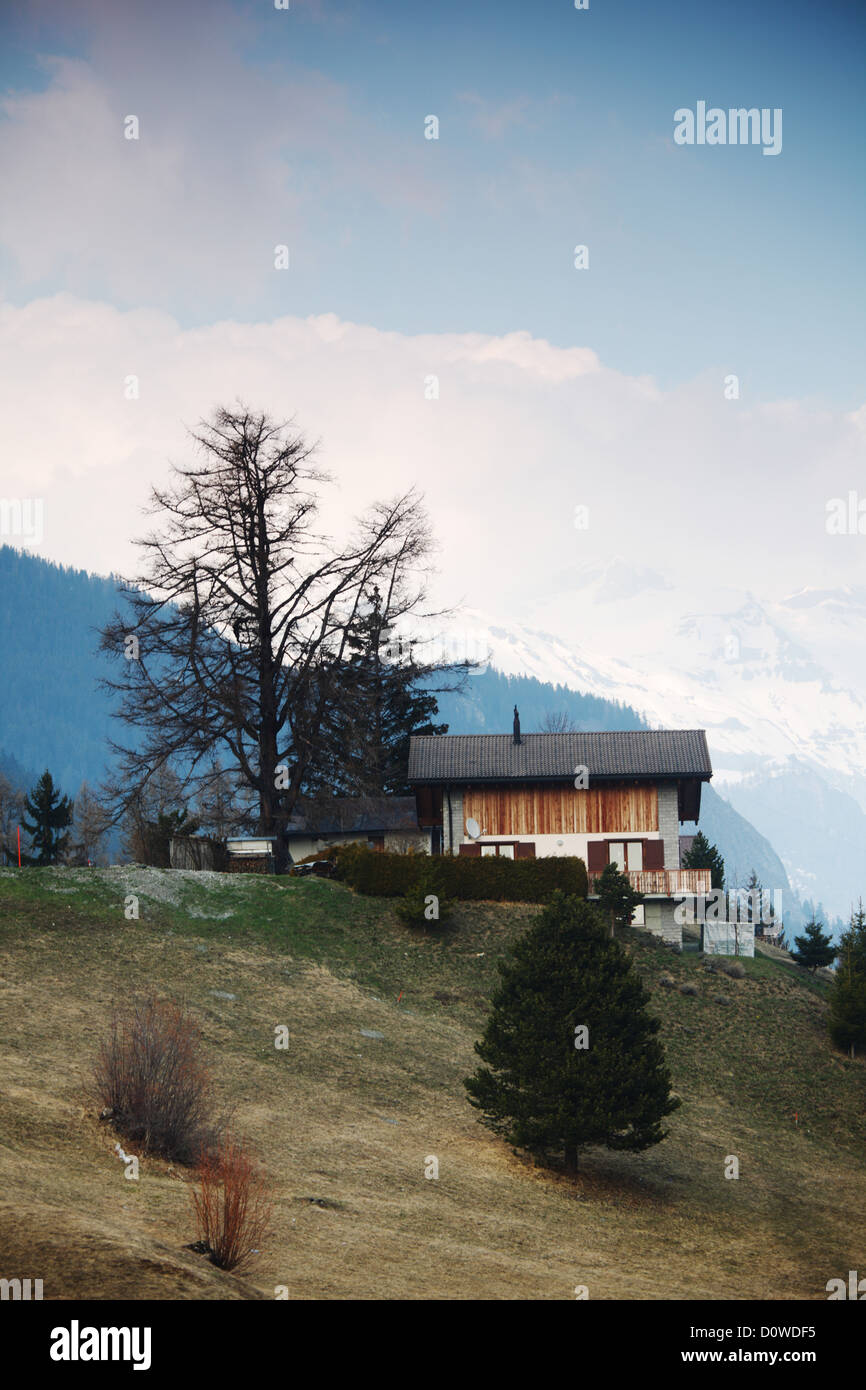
285 795 420 836
408 729 713 784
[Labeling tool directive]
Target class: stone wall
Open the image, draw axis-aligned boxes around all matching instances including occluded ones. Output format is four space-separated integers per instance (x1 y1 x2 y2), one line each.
657 784 681 869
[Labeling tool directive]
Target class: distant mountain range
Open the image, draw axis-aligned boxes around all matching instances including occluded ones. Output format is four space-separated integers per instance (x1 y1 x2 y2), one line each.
419 576 866 928
0 545 839 934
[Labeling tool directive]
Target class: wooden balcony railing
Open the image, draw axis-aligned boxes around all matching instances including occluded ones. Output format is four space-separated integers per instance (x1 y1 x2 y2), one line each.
589 868 712 897
627 868 712 895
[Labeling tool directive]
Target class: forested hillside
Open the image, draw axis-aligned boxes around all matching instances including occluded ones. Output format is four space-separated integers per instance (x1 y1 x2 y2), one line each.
0 547 814 927
0 546 127 794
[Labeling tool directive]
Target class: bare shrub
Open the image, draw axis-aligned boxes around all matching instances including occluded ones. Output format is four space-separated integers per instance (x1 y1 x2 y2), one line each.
95 994 222 1164
723 962 746 979
679 982 698 996
191 1134 273 1271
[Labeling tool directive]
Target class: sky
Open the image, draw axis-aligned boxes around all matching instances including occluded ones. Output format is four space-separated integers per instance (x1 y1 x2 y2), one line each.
1 0 865 658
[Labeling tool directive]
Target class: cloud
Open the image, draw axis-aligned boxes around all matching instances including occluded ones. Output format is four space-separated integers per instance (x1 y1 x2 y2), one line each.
457 91 532 140
0 7 440 314
1 295 863 636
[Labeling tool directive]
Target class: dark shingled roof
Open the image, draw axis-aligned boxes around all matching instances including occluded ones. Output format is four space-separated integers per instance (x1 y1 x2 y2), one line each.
408 730 712 783
285 795 420 836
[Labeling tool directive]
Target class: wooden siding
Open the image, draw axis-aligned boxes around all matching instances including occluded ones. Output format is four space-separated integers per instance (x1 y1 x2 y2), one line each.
462 782 659 836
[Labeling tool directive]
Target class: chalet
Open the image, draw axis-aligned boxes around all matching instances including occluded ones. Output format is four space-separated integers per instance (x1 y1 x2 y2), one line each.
408 710 714 947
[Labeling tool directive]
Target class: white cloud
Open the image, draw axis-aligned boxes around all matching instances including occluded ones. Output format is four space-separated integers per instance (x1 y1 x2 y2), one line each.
1 295 863 631
0 9 439 313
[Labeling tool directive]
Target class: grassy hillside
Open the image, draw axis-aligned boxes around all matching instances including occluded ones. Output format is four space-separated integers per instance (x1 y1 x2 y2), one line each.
1 866 864 1301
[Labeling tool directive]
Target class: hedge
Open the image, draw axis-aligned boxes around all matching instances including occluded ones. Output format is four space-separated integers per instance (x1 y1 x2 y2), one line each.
330 843 588 903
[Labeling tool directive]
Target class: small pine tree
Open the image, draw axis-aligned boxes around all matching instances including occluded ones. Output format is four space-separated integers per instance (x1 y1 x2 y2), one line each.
395 865 453 928
828 950 866 1059
681 831 725 890
837 900 866 973
827 902 866 1058
21 770 73 865
790 918 835 974
464 892 680 1172
593 860 643 938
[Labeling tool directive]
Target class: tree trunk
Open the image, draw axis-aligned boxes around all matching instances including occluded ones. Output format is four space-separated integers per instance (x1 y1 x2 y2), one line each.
564 1143 579 1173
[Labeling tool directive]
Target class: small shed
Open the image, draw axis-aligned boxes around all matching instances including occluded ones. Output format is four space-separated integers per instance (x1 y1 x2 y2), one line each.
701 920 755 957
169 835 227 871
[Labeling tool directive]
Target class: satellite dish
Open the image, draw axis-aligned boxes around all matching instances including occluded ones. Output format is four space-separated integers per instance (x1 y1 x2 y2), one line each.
465 817 480 839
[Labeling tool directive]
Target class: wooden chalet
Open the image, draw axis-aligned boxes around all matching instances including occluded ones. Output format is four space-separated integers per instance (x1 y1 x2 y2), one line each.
408 709 714 946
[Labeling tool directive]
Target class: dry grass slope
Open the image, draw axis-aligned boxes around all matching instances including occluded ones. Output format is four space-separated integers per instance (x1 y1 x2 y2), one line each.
0 866 864 1300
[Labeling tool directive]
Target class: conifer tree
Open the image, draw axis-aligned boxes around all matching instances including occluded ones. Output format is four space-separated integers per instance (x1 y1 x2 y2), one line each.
790 918 835 974
464 893 680 1172
837 899 866 972
395 862 454 929
22 770 73 865
681 831 725 890
307 584 448 798
828 901 866 1058
593 860 643 938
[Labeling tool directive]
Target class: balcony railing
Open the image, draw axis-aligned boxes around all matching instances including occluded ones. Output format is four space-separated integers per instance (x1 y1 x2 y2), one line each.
627 868 712 896
589 868 712 897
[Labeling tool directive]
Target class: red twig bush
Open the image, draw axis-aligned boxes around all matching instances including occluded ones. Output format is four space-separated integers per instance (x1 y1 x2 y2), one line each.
191 1135 273 1271
95 994 222 1164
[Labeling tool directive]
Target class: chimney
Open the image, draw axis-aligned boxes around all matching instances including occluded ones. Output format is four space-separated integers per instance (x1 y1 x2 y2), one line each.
513 705 522 745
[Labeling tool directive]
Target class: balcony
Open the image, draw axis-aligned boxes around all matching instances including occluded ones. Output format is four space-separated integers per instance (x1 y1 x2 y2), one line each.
589 868 712 898
626 868 712 896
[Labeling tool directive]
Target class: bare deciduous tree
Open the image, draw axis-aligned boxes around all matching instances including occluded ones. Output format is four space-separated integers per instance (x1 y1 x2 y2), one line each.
69 781 112 865
0 771 26 864
100 406 457 867
540 710 577 733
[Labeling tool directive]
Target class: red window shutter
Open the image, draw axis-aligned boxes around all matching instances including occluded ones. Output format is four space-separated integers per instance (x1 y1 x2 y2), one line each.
587 841 608 873
643 839 665 870
515 842 536 859
459 843 481 857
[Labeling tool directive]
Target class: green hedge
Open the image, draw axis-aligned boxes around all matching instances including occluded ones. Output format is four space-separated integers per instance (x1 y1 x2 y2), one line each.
331 843 588 903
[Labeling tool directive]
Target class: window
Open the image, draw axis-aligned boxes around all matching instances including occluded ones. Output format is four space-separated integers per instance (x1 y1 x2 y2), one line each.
608 841 643 871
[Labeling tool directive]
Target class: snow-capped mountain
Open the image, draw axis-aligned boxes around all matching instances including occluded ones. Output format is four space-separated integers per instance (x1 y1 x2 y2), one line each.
428 561 866 921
